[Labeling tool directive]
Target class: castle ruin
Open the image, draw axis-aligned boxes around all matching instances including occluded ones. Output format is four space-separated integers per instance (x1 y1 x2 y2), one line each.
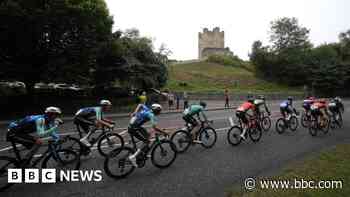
198 27 233 59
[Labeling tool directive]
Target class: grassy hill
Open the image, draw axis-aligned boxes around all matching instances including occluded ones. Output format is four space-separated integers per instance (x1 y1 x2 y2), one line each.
165 61 302 93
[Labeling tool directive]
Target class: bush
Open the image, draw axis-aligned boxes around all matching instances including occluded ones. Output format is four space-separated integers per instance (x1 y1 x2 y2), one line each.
206 54 244 67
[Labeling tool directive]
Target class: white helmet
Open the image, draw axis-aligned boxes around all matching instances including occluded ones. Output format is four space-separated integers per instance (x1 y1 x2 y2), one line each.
45 106 62 114
100 99 112 106
151 103 162 112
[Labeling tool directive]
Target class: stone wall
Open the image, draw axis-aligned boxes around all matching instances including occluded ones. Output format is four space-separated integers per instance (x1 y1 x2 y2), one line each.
198 27 224 59
201 47 234 59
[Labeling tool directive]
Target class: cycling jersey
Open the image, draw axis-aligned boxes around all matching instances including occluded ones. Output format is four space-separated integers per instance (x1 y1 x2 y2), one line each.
311 102 327 110
183 105 204 116
132 109 157 127
303 99 314 110
8 115 58 137
254 99 264 106
237 102 255 112
280 100 291 108
75 107 103 121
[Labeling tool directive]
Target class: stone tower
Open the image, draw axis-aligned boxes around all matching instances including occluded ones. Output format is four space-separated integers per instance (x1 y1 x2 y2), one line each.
198 27 225 59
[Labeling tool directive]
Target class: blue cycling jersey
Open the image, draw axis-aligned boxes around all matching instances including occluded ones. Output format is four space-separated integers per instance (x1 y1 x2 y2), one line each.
133 105 157 127
8 115 58 137
280 100 291 108
75 107 102 121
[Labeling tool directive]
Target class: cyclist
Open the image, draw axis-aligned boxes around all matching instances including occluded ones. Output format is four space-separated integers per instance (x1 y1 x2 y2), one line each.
236 96 256 139
74 100 115 146
128 103 165 167
328 97 344 122
254 95 271 118
334 97 344 113
310 98 329 126
302 96 316 113
6 107 63 155
279 97 298 120
182 101 209 141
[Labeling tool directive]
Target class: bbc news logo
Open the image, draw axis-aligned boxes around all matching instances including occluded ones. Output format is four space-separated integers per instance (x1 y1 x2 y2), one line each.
8 169 103 183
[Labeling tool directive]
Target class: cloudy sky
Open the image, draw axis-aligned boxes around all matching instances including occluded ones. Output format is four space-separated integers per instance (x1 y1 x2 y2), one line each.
105 0 349 60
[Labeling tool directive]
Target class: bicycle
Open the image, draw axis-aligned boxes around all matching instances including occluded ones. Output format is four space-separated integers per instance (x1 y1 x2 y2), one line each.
170 120 217 153
0 135 80 191
257 111 271 132
74 124 124 157
227 115 262 146
309 112 330 136
328 106 343 129
104 130 177 179
275 112 299 134
301 109 312 128
329 111 343 129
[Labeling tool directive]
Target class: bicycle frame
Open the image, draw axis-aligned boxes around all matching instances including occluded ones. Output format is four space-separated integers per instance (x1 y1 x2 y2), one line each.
10 138 65 168
128 130 163 153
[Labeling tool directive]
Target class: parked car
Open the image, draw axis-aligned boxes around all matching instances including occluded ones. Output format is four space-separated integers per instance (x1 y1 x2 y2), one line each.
34 82 52 89
9 81 26 88
54 83 83 91
54 83 72 90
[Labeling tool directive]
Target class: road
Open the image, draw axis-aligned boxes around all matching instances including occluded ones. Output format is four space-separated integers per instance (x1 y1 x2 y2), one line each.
1 100 350 197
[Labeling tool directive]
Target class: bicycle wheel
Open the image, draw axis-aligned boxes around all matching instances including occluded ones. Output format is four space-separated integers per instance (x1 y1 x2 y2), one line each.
227 126 243 146
336 113 343 128
97 132 124 157
309 118 318 136
42 149 80 170
199 127 217 148
261 116 271 132
321 118 330 134
289 116 299 131
301 113 310 128
151 140 177 168
0 156 18 192
104 147 135 179
249 126 262 142
275 118 286 134
170 130 191 153
61 136 83 156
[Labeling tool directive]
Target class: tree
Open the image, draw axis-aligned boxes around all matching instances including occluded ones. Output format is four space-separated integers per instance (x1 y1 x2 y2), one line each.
94 29 169 92
339 30 350 61
270 17 312 53
0 0 113 95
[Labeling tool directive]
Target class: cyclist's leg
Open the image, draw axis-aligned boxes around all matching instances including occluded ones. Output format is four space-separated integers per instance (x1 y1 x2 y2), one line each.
280 107 286 119
74 116 94 134
9 133 40 163
128 126 150 166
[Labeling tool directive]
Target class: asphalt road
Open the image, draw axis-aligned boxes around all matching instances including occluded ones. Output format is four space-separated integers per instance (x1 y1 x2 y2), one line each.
1 100 350 197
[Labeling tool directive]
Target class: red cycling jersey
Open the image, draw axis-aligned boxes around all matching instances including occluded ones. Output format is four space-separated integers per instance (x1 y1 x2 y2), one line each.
312 102 327 109
237 102 255 112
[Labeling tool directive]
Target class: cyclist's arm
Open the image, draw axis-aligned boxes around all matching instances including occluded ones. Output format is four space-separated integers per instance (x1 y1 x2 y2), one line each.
36 119 58 137
95 108 113 128
130 104 144 117
264 103 271 114
102 118 115 125
199 111 208 122
150 116 167 135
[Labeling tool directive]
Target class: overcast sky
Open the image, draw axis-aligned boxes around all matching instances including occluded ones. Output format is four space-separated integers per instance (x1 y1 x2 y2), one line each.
105 0 350 60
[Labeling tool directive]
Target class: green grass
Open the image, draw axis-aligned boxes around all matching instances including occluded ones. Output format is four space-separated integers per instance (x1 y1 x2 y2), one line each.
226 144 350 197
165 61 302 93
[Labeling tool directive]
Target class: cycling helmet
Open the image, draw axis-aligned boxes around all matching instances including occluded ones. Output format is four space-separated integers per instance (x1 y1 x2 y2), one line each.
151 103 162 114
199 101 207 108
100 100 112 106
45 106 62 114
247 94 254 103
258 95 265 100
287 96 293 101
335 96 342 102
